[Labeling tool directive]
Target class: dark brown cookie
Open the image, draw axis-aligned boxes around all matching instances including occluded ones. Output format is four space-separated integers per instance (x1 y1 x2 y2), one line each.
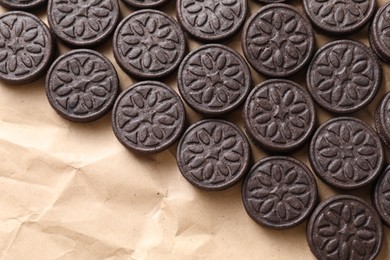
45 49 119 122
306 40 381 114
112 81 186 153
309 117 384 190
177 44 251 116
0 11 54 84
0 0 46 10
122 0 169 9
176 0 247 42
47 0 120 47
373 165 390 227
307 195 383 260
113 10 186 79
303 0 376 35
375 92 390 148
177 119 251 191
369 2 390 63
244 79 316 153
242 4 315 77
242 156 318 229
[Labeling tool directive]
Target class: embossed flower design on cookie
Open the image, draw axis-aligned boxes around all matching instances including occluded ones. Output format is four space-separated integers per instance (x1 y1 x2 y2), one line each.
242 4 314 77
113 81 186 153
243 157 317 229
0 0 46 10
303 0 375 34
307 196 383 260
178 44 251 115
244 79 316 153
48 0 119 46
177 120 250 191
46 50 119 122
177 0 247 41
51 55 113 115
0 12 53 84
310 117 384 190
307 40 381 114
373 166 390 226
114 10 186 79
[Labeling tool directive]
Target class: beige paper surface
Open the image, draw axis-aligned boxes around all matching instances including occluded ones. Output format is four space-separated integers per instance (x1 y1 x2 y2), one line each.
1 1 390 259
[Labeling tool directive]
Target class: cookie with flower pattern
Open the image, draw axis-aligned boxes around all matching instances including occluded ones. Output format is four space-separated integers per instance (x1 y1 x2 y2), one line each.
375 92 390 148
303 0 376 35
307 40 381 114
176 0 247 42
48 0 120 47
307 195 383 260
244 79 316 153
373 166 390 227
178 44 251 116
369 2 390 63
177 119 251 191
309 117 384 190
242 156 318 229
0 12 54 84
0 0 46 10
113 10 186 79
242 4 315 77
45 49 119 122
112 81 186 153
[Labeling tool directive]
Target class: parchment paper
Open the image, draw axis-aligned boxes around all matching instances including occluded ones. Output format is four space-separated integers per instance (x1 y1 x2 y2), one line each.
1 1 390 259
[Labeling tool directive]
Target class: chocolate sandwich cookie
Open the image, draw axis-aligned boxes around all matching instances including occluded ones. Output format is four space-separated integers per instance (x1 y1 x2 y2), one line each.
242 156 318 229
244 79 316 153
177 119 251 191
176 0 247 42
369 2 390 63
307 195 383 260
303 0 376 35
254 0 286 3
113 10 186 79
373 166 390 227
375 92 390 148
47 0 120 47
177 44 251 116
0 0 46 10
242 4 315 77
122 0 169 9
112 81 186 153
0 11 54 84
45 49 119 122
306 40 381 114
309 117 384 190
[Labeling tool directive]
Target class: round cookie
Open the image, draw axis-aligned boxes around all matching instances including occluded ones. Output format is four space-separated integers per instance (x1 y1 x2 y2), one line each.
306 40 381 114
243 79 316 153
373 165 390 227
112 81 186 153
177 119 251 191
309 117 384 190
303 0 376 35
176 0 247 42
242 156 318 229
0 0 46 10
45 49 119 123
122 0 169 9
369 2 390 63
177 44 251 116
0 11 54 84
242 4 315 77
47 0 120 47
307 195 383 260
375 92 390 148
113 10 186 79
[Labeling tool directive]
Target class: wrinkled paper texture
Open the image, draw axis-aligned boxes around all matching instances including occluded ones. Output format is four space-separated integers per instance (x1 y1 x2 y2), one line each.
1 1 390 259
